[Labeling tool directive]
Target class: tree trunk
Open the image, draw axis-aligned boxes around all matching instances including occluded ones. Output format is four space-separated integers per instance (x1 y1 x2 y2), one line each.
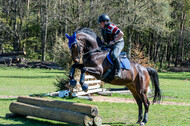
0 51 26 56
89 0 93 27
175 11 186 67
40 2 44 61
41 0 48 61
127 27 133 59
13 0 19 51
154 36 160 64
167 38 171 68
160 45 166 68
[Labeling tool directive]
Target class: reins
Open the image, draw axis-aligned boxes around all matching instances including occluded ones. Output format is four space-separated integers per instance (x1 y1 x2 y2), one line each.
82 47 101 63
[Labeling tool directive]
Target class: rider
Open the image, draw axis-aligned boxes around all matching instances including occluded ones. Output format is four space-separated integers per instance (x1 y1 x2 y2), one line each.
98 14 124 79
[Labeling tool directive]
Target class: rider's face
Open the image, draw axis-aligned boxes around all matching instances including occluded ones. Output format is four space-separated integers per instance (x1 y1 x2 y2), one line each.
100 21 108 28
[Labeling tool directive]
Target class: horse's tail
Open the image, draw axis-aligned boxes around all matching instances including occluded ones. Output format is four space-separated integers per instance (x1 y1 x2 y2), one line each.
146 67 162 104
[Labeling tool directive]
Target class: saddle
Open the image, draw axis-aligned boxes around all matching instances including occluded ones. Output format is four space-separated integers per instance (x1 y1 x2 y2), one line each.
107 51 131 70
101 49 131 83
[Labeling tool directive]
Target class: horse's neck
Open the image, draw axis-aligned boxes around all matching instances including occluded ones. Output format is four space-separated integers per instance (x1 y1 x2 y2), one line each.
84 40 99 53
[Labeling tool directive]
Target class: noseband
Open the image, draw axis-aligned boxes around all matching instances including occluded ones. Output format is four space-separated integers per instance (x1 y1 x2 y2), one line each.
70 39 101 64
71 40 82 63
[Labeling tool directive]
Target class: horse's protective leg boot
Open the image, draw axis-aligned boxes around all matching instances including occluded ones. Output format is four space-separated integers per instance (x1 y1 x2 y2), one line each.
80 68 88 92
69 65 77 88
70 79 77 88
69 64 76 78
114 58 121 79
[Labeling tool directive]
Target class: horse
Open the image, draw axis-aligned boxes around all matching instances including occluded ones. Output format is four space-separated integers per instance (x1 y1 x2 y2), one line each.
65 28 161 125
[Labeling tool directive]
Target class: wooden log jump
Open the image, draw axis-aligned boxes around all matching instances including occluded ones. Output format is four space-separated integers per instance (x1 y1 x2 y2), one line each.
72 75 103 97
17 96 99 116
8 96 102 126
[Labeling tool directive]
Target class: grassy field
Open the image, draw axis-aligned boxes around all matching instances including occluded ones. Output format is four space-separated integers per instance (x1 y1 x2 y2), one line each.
0 67 190 126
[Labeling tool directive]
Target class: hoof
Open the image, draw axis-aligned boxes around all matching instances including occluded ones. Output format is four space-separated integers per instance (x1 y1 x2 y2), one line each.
136 121 141 124
70 79 77 88
140 122 145 126
82 84 88 92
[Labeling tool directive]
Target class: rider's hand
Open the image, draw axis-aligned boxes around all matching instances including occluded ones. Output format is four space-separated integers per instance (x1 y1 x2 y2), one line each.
109 41 115 45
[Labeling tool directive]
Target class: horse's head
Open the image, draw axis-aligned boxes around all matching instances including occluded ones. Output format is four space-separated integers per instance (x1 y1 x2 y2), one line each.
66 28 101 64
65 32 83 64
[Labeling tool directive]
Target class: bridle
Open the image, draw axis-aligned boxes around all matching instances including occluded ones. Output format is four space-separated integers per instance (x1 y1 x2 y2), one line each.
71 41 82 63
70 39 101 64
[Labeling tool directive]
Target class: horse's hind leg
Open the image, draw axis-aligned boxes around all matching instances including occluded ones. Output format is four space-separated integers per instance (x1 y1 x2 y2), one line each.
127 84 143 124
138 78 150 125
140 91 150 125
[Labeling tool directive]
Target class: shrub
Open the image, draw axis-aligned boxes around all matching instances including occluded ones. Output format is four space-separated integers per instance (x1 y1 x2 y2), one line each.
54 76 70 91
131 44 156 69
52 37 72 71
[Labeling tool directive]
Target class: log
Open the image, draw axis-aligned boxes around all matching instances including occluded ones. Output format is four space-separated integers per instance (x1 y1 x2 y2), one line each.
0 56 20 64
17 96 99 117
0 51 26 56
9 102 93 126
93 115 103 126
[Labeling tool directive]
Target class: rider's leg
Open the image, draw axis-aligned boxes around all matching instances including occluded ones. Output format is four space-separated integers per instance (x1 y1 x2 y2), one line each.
113 57 121 78
112 41 124 78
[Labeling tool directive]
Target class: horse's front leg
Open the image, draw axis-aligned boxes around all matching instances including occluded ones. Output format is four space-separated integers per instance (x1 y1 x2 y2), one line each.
69 64 84 88
79 66 102 92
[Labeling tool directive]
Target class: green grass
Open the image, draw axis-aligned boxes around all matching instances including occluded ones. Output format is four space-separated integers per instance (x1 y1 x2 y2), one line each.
159 72 190 103
0 67 64 96
0 67 190 126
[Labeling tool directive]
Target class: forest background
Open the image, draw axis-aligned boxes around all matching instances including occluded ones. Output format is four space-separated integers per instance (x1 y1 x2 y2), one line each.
0 0 190 70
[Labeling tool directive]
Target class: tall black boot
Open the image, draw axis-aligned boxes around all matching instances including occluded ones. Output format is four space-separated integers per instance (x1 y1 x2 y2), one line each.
114 58 121 79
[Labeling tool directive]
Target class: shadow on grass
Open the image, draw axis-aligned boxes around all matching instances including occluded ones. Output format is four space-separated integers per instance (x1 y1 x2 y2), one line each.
0 116 76 126
103 122 137 126
41 71 65 74
0 98 17 101
0 76 56 79
158 74 190 80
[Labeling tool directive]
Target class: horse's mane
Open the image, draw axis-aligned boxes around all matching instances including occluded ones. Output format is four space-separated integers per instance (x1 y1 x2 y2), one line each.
75 28 102 47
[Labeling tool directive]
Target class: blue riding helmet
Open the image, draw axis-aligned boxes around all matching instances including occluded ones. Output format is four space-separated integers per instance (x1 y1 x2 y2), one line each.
98 14 110 23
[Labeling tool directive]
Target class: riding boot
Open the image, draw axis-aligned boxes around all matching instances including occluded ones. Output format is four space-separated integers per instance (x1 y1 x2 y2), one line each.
114 57 121 79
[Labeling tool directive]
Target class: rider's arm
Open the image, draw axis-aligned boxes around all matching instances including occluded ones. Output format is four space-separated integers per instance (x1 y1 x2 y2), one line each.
107 24 124 44
114 30 124 43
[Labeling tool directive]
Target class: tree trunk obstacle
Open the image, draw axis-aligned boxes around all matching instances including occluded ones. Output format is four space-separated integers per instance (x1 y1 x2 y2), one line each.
0 51 26 56
0 51 26 65
8 96 102 126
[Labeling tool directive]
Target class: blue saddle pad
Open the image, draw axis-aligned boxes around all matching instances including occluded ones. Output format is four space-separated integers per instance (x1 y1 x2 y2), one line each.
107 51 131 70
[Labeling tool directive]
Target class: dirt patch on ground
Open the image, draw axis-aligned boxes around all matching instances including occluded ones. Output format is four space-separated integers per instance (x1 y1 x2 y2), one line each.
92 96 190 106
1 95 189 106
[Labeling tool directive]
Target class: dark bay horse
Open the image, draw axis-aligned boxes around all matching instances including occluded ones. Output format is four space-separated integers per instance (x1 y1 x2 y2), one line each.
66 28 161 125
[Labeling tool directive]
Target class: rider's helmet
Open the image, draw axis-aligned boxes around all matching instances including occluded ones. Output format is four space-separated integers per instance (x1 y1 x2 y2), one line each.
98 14 110 23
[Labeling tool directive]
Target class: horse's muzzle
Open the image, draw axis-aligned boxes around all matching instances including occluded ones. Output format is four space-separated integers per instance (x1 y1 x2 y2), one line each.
72 56 80 64
74 59 80 64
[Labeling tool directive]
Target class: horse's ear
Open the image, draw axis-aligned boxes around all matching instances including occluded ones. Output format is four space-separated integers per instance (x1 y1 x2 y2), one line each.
65 33 70 39
73 32 76 36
